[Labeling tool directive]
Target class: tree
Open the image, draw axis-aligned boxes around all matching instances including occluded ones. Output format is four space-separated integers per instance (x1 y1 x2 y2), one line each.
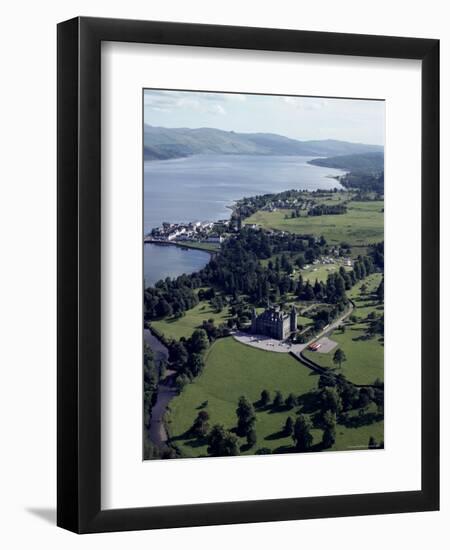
260 389 271 407
373 388 384 414
321 386 342 414
175 373 190 392
322 425 336 448
156 298 172 318
188 353 205 377
236 396 256 437
293 414 313 451
295 254 305 269
189 329 209 354
373 378 384 389
322 410 337 430
339 381 359 411
333 348 347 370
275 256 281 273
211 295 224 313
207 425 240 457
360 283 368 296
143 344 159 429
168 340 188 369
303 282 315 301
368 436 377 449
273 390 284 409
191 410 210 437
368 314 384 337
318 373 337 389
320 410 337 448
285 393 296 409
376 278 384 303
334 273 346 302
284 416 294 436
246 429 257 448
305 248 315 263
358 387 373 412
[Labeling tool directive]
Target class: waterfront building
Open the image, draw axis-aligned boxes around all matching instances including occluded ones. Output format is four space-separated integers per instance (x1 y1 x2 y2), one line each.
205 234 224 243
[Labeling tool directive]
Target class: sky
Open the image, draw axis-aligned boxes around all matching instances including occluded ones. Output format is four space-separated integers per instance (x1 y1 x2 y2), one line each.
143 89 385 146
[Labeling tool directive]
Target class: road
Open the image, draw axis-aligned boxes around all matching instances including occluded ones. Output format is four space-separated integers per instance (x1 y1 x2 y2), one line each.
310 299 355 344
290 300 382 389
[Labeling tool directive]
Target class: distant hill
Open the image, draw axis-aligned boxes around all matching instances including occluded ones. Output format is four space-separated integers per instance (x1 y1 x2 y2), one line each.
143 125 384 161
308 152 384 173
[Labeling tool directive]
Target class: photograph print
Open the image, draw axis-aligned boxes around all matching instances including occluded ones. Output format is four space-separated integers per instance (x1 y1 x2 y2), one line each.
143 90 385 461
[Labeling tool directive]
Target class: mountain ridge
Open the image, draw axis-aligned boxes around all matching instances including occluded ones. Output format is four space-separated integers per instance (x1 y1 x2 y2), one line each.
308 151 384 173
143 124 384 161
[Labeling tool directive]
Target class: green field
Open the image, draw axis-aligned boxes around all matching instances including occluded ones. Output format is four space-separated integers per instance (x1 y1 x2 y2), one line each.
347 273 384 321
303 273 384 385
166 338 383 457
180 241 221 252
260 253 351 283
304 325 384 385
297 314 314 328
314 190 354 205
244 201 384 246
299 263 351 283
151 300 231 340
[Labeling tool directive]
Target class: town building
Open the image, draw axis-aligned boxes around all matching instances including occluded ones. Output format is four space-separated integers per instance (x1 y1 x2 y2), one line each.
205 234 224 243
251 305 297 340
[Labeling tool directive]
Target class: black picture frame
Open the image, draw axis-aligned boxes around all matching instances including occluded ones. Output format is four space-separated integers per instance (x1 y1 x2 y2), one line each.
57 16 439 533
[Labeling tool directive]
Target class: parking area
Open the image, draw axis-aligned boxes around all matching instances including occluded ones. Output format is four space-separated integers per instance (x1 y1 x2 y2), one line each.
233 332 308 354
312 336 338 354
233 332 338 355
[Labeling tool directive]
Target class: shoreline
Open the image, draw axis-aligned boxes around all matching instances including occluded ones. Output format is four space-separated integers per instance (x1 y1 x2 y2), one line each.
144 238 219 254
143 154 347 232
143 182 351 286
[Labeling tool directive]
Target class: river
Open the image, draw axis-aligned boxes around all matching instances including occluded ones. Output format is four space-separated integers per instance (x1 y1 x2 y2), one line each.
144 329 176 448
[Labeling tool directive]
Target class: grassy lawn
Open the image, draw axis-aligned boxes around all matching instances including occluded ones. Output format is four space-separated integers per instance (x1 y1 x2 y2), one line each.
260 253 351 283
314 190 354 206
347 273 384 321
176 241 221 252
332 404 384 451
297 314 314 328
166 337 383 457
299 263 351 283
167 338 318 457
244 201 384 246
303 273 384 385
151 300 231 340
304 325 384 385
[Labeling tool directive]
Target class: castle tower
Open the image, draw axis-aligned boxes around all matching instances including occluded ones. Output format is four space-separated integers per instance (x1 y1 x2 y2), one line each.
277 311 283 340
290 306 298 333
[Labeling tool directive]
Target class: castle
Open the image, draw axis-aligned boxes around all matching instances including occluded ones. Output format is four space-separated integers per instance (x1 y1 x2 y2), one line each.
251 305 298 340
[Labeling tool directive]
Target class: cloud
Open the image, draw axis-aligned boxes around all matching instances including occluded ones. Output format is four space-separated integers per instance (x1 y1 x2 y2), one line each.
283 96 329 110
144 90 229 115
207 104 226 115
222 93 246 102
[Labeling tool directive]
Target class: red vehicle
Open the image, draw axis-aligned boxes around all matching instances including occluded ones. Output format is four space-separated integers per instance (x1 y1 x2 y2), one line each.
308 342 321 351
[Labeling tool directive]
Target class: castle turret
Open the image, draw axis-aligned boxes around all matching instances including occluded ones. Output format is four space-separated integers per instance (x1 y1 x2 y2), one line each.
290 306 298 333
